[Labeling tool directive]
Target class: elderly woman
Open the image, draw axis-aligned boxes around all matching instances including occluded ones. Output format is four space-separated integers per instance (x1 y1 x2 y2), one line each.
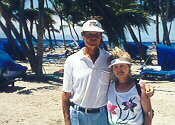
107 47 153 125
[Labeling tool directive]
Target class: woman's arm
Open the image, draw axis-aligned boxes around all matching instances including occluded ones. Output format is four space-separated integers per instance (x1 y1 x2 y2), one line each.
62 91 71 125
140 82 153 125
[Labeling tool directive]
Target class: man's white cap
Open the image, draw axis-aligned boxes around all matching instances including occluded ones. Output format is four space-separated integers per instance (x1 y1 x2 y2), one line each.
109 58 131 68
82 20 104 32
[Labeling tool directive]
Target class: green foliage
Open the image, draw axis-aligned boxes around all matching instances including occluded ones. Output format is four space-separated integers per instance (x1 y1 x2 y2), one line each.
50 0 151 46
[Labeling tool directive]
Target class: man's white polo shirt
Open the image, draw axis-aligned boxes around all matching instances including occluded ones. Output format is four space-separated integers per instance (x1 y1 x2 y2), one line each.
62 48 111 108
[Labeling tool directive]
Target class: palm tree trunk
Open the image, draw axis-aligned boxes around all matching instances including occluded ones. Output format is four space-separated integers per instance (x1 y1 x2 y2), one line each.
19 0 24 40
46 24 53 50
51 25 57 46
18 0 36 59
168 21 173 35
60 16 66 50
0 20 26 61
121 29 127 45
67 21 79 47
127 25 148 63
159 0 171 46
156 14 160 44
72 24 80 43
162 20 171 46
138 26 142 42
36 0 45 81
30 0 34 34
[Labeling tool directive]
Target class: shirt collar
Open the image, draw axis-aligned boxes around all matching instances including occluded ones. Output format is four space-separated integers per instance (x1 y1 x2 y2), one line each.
79 47 105 60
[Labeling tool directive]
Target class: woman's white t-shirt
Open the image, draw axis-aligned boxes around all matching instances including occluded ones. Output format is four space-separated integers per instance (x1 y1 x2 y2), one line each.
107 81 144 125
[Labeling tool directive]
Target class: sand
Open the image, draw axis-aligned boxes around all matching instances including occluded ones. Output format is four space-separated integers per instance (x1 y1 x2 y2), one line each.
0 48 175 125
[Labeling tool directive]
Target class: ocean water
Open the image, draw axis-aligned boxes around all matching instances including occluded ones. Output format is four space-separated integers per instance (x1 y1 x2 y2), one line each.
1 38 175 48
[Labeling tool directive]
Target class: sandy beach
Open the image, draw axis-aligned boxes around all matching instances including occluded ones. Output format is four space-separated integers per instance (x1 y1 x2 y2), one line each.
0 48 175 125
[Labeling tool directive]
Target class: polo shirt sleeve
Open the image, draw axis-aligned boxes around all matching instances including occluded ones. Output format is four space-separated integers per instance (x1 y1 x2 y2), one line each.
62 56 73 93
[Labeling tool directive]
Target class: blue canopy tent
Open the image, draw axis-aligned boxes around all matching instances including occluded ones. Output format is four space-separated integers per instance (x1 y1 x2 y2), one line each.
0 40 26 61
140 44 175 81
0 49 28 87
123 43 150 63
0 49 16 70
157 44 175 70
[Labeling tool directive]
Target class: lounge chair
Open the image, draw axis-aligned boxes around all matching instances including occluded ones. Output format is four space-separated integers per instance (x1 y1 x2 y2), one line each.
140 44 175 81
43 50 71 66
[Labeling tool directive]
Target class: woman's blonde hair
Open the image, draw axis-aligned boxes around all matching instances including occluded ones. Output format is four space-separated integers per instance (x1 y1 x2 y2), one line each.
110 46 132 62
108 47 132 79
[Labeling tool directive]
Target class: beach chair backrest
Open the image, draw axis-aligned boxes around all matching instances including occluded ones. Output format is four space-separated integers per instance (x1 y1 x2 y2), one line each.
157 44 175 71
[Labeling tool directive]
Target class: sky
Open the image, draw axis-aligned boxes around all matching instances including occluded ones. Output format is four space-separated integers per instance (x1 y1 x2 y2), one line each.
0 1 175 42
50 16 175 42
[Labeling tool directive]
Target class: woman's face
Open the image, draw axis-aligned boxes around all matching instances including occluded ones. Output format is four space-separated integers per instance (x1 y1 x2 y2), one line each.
112 63 131 79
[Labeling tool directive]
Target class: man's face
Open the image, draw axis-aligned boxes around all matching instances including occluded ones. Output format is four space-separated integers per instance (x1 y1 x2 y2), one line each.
82 31 102 48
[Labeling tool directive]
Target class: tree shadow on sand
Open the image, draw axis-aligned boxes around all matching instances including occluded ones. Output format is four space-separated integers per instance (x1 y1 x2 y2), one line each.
22 73 63 84
0 85 26 93
0 73 63 94
17 85 61 95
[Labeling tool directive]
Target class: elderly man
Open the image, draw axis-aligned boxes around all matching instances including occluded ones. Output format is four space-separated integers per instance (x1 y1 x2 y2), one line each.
62 20 153 125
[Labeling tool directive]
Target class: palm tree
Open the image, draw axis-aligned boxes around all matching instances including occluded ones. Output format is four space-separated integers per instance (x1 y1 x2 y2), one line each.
0 20 26 60
36 0 45 81
18 1 36 57
50 0 86 48
43 8 57 50
159 0 171 46
29 0 34 34
140 0 161 44
102 0 151 62
140 0 175 46
0 0 35 62
49 0 67 49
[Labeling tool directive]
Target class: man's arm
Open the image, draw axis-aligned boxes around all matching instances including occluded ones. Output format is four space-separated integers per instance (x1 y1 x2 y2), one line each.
62 91 71 125
141 96 153 125
145 84 154 97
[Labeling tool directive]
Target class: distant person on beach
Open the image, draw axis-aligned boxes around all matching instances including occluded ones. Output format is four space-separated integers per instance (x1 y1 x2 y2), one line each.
152 41 157 49
62 20 154 125
107 47 153 125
